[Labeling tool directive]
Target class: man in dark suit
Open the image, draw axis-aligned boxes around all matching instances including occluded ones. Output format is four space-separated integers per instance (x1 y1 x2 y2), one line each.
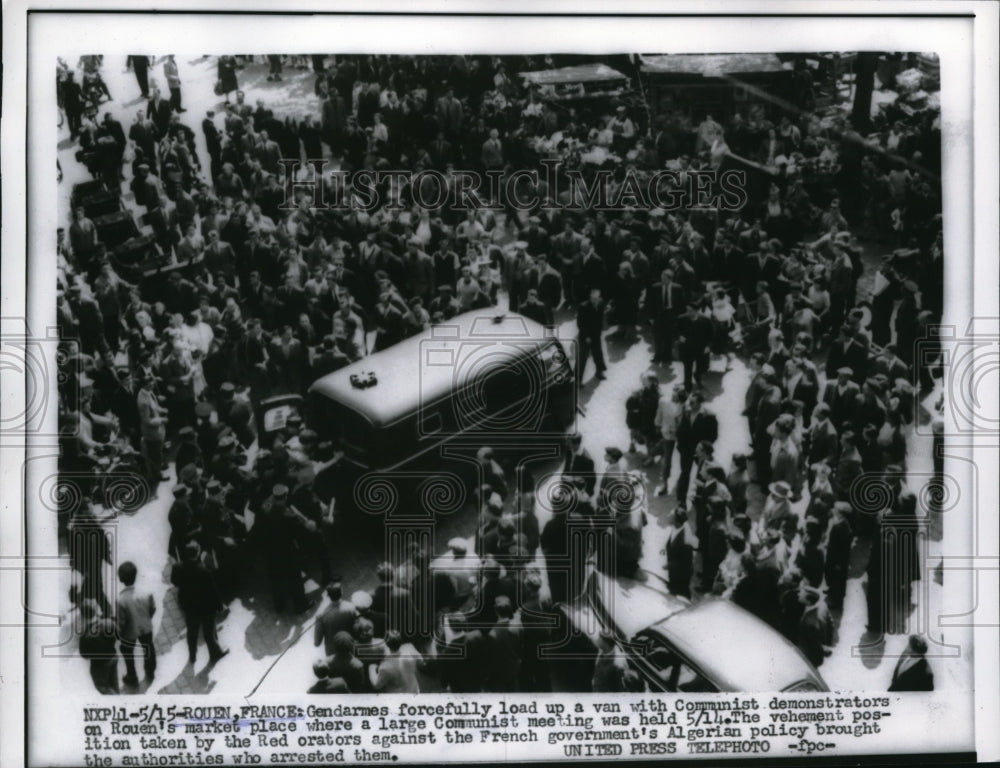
753 381 782 485
563 432 596 496
171 541 229 665
826 325 868 382
824 502 854 611
822 367 861 433
674 392 718 504
576 288 607 381
321 91 347 152
676 302 713 391
888 635 934 691
743 353 769 436
742 245 781 301
435 88 464 141
805 402 841 473
711 230 745 280
129 110 159 170
644 268 686 363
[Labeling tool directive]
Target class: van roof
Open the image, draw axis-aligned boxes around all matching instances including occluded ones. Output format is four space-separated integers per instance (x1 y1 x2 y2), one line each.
308 309 558 427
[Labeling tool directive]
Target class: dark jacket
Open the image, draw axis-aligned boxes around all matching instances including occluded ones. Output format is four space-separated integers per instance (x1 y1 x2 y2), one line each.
576 299 606 339
171 557 223 616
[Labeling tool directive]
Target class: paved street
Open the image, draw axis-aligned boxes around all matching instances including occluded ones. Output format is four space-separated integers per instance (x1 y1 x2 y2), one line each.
53 55 963 697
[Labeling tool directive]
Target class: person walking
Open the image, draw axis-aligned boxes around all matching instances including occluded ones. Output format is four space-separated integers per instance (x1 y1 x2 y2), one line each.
676 302 713 391
163 55 185 113
654 384 686 496
170 541 229 666
674 392 718 505
115 561 157 686
577 288 607 381
128 55 151 98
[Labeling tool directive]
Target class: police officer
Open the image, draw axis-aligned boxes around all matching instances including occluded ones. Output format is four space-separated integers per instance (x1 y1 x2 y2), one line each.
200 479 244 601
218 382 256 448
194 401 222 460
167 484 200 561
207 433 249 516
257 484 308 614
289 463 332 587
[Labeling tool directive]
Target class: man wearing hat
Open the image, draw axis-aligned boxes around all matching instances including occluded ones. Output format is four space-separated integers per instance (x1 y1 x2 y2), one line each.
888 635 934 691
760 480 793 533
194 400 222 459
676 301 713 391
137 374 169 489
174 426 203 479
824 501 854 611
825 323 867 383
218 381 256 448
751 528 784 628
540 487 577 604
805 403 839 480
167 484 200 561
797 584 832 667
853 378 889 435
171 541 229 665
200 478 243 596
797 516 826 588
428 284 461 322
822 366 861 432
665 506 696 598
742 353 769 435
257 483 309 614
596 446 627 516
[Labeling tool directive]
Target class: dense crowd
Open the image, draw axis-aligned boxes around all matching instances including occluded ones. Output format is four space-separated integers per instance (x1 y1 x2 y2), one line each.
58 53 941 695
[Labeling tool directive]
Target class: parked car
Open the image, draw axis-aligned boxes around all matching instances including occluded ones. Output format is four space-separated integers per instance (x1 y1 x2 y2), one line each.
555 567 829 692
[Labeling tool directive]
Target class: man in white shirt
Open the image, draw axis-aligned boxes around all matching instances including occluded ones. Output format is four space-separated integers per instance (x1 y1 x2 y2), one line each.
180 310 213 356
654 385 687 496
371 630 421 693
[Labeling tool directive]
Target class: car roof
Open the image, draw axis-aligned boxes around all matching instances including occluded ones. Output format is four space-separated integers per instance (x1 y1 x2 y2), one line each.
308 309 554 427
650 598 826 691
591 569 690 640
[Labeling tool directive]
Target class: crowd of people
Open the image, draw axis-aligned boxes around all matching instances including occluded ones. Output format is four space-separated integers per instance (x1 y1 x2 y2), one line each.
57 52 942 695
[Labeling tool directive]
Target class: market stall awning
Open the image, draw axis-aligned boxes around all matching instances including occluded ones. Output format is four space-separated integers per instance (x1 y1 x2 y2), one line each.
638 53 786 77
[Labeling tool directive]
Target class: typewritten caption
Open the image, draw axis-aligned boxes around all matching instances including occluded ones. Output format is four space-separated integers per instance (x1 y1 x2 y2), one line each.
76 695 900 764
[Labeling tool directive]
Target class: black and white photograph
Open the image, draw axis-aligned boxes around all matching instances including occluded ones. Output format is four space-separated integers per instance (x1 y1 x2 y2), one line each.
2 5 997 767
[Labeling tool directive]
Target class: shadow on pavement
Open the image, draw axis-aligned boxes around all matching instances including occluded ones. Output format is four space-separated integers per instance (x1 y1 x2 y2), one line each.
157 662 219 695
